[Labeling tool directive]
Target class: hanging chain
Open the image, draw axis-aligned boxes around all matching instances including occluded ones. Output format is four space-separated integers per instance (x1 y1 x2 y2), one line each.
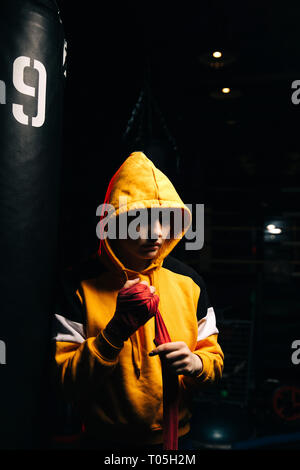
152 97 181 171
122 89 145 140
121 79 181 173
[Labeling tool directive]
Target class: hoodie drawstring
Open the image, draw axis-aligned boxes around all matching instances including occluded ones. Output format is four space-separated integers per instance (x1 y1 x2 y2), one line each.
130 332 141 379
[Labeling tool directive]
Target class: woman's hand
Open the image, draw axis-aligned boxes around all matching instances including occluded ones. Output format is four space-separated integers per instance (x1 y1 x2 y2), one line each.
149 341 203 377
104 278 158 347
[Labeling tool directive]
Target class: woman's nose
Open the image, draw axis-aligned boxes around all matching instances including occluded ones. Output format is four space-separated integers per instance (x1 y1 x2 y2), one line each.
148 218 163 239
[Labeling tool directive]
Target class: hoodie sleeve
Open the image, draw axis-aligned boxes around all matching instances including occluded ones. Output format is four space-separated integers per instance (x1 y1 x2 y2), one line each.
52 270 122 402
181 276 224 389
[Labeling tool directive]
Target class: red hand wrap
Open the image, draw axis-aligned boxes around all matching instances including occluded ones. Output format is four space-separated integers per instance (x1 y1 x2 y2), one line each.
104 282 159 343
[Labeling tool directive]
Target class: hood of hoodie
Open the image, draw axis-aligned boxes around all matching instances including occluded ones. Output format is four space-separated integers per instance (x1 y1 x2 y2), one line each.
98 151 192 279
96 152 192 378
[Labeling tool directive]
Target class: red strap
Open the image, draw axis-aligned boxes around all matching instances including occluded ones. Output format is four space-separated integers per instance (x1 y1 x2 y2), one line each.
113 285 179 450
154 310 179 450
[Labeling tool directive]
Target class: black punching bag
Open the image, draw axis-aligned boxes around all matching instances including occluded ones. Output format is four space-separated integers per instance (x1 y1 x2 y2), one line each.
0 0 65 448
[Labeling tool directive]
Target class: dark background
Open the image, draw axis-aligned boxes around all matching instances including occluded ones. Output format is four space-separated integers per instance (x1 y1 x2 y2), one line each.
54 0 300 449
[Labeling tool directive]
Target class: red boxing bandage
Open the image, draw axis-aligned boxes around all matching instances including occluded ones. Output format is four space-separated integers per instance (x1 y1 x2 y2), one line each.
154 310 179 451
104 282 159 344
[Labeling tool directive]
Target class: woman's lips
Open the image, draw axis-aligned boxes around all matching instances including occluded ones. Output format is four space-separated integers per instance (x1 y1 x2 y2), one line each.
142 243 161 250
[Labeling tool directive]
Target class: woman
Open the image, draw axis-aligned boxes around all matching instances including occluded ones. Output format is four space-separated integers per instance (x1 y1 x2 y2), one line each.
52 151 224 450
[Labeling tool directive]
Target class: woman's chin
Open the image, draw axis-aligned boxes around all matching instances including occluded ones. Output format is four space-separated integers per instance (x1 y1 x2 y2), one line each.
143 254 157 260
140 249 159 259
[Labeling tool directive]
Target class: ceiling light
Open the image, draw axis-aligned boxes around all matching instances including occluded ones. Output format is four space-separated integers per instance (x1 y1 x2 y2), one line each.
198 50 237 69
266 224 282 234
210 88 242 100
264 219 286 242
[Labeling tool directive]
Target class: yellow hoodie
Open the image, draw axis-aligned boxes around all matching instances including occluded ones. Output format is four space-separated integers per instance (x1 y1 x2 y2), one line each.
53 152 224 446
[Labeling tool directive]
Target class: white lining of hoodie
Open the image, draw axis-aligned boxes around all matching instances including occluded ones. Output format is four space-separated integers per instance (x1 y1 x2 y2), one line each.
53 313 85 343
53 307 218 345
197 307 219 341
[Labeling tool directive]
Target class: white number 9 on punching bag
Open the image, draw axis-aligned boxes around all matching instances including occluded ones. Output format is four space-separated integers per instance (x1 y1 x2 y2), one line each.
12 55 47 127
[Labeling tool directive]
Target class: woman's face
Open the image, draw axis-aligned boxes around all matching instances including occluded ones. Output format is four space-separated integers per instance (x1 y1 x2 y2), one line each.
108 208 172 271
